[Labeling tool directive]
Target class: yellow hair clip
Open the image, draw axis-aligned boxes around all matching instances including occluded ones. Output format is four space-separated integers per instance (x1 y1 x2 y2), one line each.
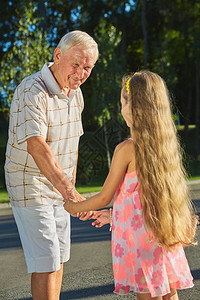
126 78 131 95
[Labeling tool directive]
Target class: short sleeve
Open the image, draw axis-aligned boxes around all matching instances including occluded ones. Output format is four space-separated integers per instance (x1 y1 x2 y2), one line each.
16 90 48 144
77 88 84 136
77 88 84 113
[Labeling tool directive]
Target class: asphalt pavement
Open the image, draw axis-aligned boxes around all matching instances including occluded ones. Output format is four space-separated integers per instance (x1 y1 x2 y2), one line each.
0 183 200 300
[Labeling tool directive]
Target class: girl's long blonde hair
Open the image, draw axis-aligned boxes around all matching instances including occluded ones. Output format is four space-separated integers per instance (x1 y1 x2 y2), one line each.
122 71 198 250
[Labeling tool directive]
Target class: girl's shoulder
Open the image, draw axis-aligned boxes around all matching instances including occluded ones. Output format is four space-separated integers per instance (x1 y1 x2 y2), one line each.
116 138 134 150
115 138 135 157
114 139 136 173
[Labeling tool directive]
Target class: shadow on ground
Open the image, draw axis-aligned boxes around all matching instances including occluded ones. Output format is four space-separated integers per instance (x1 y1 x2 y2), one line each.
19 284 115 300
0 213 111 249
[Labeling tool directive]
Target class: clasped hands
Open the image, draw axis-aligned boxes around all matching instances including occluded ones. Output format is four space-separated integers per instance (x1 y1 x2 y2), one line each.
63 188 110 228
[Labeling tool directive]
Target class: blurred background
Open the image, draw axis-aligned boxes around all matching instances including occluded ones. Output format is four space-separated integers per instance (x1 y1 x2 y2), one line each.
0 0 200 196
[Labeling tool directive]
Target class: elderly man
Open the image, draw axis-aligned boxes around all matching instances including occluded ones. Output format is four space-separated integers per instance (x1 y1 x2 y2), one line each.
5 30 98 299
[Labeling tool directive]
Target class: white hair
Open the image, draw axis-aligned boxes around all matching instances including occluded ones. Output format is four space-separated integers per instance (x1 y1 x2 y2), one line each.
57 30 99 60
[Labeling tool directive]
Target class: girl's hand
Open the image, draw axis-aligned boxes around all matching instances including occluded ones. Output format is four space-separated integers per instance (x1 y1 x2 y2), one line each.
63 189 85 214
63 196 94 220
79 211 94 221
91 209 110 228
63 199 76 215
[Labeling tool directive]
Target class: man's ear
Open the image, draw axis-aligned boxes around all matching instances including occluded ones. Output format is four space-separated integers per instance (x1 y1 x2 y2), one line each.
54 47 62 64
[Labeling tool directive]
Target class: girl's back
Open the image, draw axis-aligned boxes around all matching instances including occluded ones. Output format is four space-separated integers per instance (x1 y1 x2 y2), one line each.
112 141 193 297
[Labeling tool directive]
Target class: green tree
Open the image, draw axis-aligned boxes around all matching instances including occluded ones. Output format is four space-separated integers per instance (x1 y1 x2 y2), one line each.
0 2 53 105
92 20 124 169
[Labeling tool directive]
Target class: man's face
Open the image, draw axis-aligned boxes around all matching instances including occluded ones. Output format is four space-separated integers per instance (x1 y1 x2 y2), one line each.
54 44 97 90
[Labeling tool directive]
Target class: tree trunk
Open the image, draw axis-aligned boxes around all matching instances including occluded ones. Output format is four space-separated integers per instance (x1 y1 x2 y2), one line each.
120 2 126 72
101 91 111 170
37 0 47 33
103 117 111 170
194 55 200 159
120 27 126 72
142 0 148 69
184 88 192 136
26 35 30 74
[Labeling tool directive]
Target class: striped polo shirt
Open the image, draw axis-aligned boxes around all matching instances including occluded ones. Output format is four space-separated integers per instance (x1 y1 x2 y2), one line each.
5 62 84 207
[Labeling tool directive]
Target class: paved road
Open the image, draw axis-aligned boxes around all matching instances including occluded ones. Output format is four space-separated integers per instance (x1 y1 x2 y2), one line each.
0 183 200 300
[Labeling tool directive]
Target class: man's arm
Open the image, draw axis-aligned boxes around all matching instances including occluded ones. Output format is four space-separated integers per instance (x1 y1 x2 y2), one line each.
71 149 78 186
27 136 83 201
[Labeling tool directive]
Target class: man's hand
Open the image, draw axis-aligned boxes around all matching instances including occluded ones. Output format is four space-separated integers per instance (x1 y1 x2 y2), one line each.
72 191 94 220
63 191 94 220
73 189 86 202
63 189 83 215
91 209 110 228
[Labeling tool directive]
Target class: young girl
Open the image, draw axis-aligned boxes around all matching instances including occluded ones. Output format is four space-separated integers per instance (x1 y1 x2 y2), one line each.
64 71 198 300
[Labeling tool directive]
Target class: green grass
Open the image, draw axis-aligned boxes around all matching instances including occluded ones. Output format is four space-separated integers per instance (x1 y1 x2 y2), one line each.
188 176 200 181
0 190 9 203
77 186 102 194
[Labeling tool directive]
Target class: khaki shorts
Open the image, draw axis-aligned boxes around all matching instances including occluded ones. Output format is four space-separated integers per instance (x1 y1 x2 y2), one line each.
12 202 70 273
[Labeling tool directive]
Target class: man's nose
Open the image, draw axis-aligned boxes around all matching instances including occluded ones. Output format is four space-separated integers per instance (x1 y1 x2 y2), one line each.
76 68 85 79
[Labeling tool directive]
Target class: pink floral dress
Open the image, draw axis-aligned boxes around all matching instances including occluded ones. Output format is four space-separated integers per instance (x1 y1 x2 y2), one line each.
112 171 194 297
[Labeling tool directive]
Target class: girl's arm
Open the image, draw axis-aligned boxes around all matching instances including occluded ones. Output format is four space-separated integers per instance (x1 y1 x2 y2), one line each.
64 140 134 215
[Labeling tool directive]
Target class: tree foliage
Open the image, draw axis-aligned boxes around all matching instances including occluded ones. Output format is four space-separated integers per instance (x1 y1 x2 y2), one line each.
0 1 53 105
0 0 200 158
